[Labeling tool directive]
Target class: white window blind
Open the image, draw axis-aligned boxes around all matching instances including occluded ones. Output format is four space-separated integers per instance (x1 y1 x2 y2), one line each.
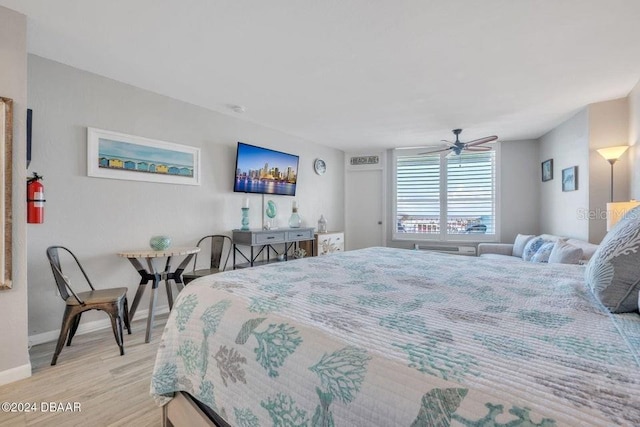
395 150 497 239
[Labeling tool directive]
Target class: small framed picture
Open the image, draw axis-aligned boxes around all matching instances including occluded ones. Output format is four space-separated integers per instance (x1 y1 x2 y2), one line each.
541 159 553 182
562 166 578 192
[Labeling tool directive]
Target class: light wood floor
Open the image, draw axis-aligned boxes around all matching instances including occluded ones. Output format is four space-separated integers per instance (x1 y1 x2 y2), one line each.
0 314 168 427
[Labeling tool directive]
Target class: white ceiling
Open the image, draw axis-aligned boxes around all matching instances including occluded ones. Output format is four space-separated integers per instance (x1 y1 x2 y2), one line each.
2 0 640 151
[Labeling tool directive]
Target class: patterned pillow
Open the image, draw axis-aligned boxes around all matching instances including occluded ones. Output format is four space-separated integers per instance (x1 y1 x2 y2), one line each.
585 206 640 313
522 236 549 261
531 242 555 263
513 234 535 258
549 240 583 264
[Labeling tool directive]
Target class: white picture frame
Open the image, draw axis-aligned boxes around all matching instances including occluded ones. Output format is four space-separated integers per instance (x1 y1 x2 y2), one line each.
87 128 201 185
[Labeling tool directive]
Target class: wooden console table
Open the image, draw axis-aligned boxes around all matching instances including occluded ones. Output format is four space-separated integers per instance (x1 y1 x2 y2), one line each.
232 228 315 268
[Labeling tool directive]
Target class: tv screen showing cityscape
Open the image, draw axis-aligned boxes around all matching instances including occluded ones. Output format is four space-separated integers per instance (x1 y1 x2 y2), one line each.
233 142 299 196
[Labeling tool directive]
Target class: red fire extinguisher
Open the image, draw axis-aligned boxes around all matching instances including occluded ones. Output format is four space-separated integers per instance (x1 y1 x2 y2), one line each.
27 172 46 224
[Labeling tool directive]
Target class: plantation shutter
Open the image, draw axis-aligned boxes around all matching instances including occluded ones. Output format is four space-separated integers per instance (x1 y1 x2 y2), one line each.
395 154 440 233
395 149 496 237
446 151 496 235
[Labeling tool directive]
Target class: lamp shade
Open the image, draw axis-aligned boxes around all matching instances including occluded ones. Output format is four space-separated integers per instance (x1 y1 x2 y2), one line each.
606 201 640 231
597 146 629 162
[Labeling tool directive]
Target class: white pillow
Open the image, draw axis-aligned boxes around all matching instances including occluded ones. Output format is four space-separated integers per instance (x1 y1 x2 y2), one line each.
513 234 535 258
549 240 583 264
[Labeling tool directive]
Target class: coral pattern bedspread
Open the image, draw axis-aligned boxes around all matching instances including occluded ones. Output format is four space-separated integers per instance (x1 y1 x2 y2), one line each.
151 247 640 426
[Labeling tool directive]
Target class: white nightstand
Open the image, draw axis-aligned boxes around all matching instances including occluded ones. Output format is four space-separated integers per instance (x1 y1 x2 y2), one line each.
315 231 344 255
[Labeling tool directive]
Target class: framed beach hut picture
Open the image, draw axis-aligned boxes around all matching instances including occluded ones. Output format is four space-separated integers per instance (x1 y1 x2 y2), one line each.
87 128 200 185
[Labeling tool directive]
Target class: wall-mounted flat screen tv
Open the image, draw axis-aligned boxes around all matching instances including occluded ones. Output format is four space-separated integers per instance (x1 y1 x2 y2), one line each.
233 142 299 196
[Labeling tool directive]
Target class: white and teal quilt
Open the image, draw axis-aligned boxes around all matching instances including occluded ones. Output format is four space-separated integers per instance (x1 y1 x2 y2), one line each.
151 247 640 426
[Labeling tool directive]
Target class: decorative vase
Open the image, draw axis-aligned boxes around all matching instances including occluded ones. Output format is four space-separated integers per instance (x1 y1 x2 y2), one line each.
317 214 327 233
241 207 250 231
265 200 277 230
288 208 301 228
266 200 277 219
149 235 171 251
288 200 301 228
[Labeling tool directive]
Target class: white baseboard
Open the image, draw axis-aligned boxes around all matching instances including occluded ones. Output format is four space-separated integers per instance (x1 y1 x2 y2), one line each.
28 306 171 346
0 363 32 386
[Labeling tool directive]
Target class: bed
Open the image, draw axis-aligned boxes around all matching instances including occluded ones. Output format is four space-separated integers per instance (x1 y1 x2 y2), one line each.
151 247 640 426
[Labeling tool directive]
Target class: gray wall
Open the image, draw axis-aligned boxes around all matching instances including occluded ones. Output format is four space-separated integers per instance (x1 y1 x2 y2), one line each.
539 108 590 241
27 55 344 339
538 98 631 244
588 98 630 243
498 140 540 242
0 6 30 384
630 80 640 199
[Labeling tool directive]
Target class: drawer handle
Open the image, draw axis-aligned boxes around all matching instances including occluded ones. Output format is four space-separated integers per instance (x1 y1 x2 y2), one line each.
266 236 275 240
296 234 304 237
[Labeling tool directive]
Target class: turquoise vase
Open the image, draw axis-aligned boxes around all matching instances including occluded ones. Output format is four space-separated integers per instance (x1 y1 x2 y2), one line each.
241 207 250 231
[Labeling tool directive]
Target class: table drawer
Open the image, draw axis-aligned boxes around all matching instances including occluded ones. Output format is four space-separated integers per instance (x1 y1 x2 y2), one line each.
254 232 286 244
286 229 314 241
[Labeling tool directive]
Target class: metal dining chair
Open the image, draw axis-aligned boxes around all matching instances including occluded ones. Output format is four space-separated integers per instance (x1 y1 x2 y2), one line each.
182 235 232 284
46 246 131 365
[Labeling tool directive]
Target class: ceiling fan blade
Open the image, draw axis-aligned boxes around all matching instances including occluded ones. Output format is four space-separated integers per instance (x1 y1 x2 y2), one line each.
465 146 492 152
465 135 498 147
418 147 452 155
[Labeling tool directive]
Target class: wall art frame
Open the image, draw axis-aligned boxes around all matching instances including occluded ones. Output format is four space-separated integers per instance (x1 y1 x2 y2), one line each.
562 166 578 192
541 159 553 182
1 97 13 290
87 128 201 185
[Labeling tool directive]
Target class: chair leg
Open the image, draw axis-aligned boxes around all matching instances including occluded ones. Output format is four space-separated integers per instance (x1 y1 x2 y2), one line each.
108 308 125 356
67 313 82 346
123 297 132 335
52 306 77 366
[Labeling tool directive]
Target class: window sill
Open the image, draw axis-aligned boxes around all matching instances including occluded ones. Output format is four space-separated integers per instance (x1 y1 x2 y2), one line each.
392 234 499 244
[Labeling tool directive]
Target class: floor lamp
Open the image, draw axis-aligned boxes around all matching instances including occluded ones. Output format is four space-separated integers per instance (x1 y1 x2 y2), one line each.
596 146 629 202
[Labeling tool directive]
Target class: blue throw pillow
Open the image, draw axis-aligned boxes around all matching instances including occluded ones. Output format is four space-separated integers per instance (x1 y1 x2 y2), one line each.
531 242 555 263
522 236 549 261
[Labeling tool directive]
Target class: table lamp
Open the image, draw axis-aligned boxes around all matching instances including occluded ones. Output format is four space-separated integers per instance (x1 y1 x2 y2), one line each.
596 146 629 202
606 200 640 231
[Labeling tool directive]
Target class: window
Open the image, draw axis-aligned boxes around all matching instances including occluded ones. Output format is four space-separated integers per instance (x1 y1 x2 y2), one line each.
393 148 498 241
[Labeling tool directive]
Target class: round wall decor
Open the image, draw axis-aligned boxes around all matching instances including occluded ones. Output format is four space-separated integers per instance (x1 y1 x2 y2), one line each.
314 158 327 175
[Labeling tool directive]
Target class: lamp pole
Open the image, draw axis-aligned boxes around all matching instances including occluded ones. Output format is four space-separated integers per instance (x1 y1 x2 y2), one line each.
609 159 615 203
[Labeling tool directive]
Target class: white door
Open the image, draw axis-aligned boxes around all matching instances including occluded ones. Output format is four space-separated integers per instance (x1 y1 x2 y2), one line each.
346 167 384 250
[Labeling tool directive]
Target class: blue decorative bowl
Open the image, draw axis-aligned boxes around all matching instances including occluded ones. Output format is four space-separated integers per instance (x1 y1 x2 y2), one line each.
149 235 171 251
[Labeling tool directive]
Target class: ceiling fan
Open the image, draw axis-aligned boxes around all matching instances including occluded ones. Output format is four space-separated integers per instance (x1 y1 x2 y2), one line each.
419 129 498 156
